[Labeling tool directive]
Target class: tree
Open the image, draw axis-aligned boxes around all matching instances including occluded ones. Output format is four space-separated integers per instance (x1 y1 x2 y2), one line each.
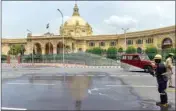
145 46 158 60
8 44 26 55
86 49 92 53
137 48 142 54
118 47 123 53
126 46 137 54
91 47 103 55
1 54 7 61
107 47 117 59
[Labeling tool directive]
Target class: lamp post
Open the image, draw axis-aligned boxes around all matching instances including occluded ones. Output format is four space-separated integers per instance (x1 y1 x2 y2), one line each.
27 29 34 65
57 9 64 65
122 28 129 52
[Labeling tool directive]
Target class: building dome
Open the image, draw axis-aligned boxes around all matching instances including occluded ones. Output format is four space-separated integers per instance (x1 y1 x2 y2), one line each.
60 4 93 37
65 16 87 26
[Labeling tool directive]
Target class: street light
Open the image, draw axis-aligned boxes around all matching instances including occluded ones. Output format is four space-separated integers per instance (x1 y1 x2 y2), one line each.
57 8 66 82
27 29 34 65
57 8 65 65
122 28 129 52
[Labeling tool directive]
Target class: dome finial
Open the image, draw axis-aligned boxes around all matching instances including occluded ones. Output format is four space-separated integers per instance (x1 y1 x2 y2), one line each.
72 1 80 16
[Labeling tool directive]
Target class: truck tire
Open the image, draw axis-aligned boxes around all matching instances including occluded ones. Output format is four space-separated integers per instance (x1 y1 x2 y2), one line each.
144 65 152 73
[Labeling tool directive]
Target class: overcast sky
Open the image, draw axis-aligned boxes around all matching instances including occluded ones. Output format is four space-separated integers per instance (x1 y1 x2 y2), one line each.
2 1 175 38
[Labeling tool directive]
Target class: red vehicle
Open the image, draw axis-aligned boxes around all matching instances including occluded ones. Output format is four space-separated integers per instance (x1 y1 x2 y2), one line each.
120 54 156 72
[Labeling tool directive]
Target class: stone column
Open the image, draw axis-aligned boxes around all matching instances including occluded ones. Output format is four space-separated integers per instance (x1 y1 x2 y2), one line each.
53 46 57 54
25 42 31 54
82 41 86 52
41 46 45 55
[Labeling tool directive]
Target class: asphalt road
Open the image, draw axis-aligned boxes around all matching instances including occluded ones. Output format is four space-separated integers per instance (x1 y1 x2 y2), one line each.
1 65 175 110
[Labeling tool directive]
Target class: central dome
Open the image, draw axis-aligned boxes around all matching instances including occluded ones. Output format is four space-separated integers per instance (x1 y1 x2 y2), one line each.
64 4 87 26
60 4 93 37
65 16 87 26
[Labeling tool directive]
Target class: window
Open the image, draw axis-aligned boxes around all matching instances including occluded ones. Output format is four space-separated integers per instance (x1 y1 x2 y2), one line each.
136 39 143 44
99 42 105 46
89 42 95 47
133 56 139 60
127 40 133 45
122 56 126 60
110 41 116 46
82 30 85 32
146 38 153 44
127 56 133 60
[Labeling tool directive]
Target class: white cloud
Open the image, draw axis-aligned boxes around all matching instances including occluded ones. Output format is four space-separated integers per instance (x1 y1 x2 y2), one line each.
104 15 138 29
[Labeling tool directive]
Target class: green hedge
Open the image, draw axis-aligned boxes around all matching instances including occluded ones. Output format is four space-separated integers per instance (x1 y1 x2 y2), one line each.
1 55 7 61
126 46 137 54
107 47 117 59
118 47 123 53
145 46 158 60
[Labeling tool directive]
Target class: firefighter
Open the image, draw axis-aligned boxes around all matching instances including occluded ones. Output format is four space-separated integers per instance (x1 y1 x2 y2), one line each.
165 53 175 88
150 54 169 108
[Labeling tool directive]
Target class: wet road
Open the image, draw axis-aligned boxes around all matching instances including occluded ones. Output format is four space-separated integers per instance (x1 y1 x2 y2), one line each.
1 66 175 110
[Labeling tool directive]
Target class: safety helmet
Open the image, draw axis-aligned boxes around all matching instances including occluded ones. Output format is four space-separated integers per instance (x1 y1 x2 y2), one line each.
154 54 162 60
168 53 174 56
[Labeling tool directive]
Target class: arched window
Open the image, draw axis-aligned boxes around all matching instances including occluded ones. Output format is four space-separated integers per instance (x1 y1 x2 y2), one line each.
110 41 116 46
136 39 143 44
99 41 105 46
127 40 133 45
89 42 95 47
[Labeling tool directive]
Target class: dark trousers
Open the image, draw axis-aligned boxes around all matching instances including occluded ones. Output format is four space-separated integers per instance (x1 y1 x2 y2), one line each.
157 77 168 104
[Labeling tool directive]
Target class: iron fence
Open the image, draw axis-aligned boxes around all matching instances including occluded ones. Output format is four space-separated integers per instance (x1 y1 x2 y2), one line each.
20 53 121 66
9 48 176 66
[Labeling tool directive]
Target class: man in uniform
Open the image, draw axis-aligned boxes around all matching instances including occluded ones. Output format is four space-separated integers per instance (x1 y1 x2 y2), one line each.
165 53 175 88
150 54 169 108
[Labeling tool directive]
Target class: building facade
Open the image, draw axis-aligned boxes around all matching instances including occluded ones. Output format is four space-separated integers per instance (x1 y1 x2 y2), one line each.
2 4 176 55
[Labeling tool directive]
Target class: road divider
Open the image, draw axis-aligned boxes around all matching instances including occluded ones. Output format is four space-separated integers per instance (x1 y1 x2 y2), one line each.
106 84 157 88
7 83 55 86
1 107 27 110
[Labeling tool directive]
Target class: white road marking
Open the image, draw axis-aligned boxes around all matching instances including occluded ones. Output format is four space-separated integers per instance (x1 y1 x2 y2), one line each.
55 75 63 76
119 75 128 77
87 75 94 76
7 83 55 86
98 75 105 76
131 75 140 77
143 75 151 77
1 107 27 110
66 75 74 76
110 75 117 77
76 75 84 76
106 84 157 88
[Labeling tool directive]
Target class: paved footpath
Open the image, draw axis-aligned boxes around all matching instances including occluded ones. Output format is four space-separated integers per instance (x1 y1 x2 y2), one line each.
1 64 175 110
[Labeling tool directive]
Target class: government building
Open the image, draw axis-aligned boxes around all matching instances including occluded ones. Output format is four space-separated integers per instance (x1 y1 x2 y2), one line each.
2 4 176 55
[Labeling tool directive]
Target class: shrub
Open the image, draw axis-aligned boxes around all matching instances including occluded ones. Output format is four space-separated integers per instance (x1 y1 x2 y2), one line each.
107 47 117 59
118 47 123 53
1 54 7 61
126 46 137 54
145 46 158 60
91 47 103 55
86 49 92 53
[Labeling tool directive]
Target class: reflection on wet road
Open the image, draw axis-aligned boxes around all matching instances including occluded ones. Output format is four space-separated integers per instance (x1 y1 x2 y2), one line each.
2 72 174 110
